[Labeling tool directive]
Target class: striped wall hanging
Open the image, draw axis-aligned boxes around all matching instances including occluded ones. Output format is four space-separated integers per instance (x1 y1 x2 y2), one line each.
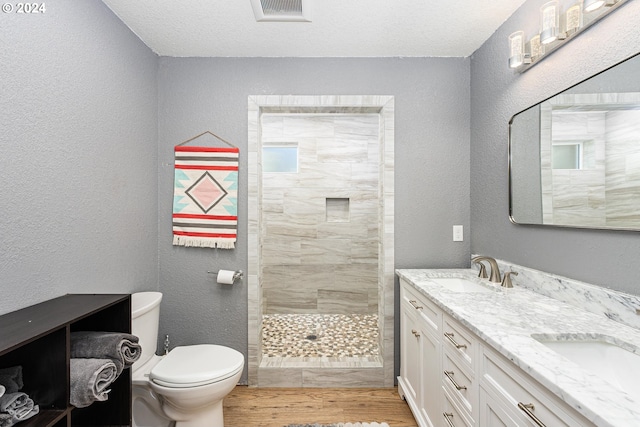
172 132 238 249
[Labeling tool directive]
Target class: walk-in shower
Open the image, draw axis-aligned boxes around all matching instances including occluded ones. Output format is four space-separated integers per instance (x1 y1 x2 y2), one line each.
248 95 394 387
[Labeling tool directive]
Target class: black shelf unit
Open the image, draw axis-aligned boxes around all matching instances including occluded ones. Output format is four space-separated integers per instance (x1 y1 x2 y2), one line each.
0 294 132 427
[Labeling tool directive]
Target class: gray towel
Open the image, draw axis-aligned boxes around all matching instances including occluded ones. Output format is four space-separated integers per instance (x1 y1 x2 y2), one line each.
0 367 22 394
0 392 36 419
70 331 141 374
0 404 39 427
70 358 118 408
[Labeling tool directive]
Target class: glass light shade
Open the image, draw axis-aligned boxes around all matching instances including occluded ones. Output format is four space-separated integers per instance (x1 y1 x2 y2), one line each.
540 1 560 44
583 0 605 12
565 2 583 34
529 35 543 60
508 31 526 68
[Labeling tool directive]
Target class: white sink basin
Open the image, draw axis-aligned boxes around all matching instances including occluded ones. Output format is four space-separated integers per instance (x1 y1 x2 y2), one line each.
536 338 640 400
429 277 492 293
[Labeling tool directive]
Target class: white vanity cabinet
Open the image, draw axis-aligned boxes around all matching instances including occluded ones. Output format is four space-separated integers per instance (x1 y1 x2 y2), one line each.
398 277 597 427
399 280 442 427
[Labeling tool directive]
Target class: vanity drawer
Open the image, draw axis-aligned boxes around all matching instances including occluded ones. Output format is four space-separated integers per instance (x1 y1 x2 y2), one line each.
443 351 475 415
443 386 474 427
401 279 441 333
443 314 476 370
481 346 591 427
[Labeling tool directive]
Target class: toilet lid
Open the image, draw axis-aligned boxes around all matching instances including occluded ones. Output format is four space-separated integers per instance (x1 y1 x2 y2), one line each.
150 344 244 388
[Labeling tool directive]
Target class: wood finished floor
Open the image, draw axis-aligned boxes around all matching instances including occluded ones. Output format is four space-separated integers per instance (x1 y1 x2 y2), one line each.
223 386 418 427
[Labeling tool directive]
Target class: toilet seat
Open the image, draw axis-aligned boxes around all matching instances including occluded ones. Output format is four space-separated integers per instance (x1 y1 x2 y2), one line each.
150 344 244 388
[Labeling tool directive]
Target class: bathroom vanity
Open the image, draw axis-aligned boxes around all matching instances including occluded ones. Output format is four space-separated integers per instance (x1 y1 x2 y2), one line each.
0 294 132 427
397 268 640 427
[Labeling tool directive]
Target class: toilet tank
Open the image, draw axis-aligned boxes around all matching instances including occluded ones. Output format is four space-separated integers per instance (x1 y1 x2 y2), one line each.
131 292 162 371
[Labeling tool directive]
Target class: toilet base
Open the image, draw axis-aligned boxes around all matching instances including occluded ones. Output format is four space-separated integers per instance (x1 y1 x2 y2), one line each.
166 400 223 427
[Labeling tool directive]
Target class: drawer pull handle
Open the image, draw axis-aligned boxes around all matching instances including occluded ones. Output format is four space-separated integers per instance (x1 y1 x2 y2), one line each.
444 370 467 390
443 412 456 427
518 402 546 427
444 332 467 349
411 329 420 337
409 300 423 310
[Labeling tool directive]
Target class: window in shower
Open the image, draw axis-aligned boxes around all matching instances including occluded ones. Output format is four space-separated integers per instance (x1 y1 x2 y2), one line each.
262 145 298 173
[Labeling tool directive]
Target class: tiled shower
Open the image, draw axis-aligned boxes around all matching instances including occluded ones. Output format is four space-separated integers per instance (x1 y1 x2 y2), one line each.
247 95 395 387
260 113 380 359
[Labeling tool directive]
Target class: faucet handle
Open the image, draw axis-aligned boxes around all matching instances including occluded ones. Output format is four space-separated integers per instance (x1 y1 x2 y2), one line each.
501 271 518 288
473 260 488 279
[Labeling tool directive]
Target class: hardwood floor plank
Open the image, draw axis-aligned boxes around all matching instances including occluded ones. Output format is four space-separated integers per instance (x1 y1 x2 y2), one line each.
224 386 418 427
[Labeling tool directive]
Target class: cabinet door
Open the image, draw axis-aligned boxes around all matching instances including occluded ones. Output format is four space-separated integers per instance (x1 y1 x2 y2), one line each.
400 305 421 405
418 320 441 427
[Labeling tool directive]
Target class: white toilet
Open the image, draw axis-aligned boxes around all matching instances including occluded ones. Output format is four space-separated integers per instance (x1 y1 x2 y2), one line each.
131 292 244 427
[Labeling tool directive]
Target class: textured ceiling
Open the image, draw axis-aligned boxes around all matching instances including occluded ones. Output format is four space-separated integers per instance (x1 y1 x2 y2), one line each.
101 0 527 58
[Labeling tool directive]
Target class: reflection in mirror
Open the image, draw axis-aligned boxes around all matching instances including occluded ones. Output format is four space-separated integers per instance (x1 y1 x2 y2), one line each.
510 52 640 230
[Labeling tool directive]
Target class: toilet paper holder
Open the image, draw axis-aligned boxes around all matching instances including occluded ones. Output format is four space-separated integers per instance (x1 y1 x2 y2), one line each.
207 269 243 283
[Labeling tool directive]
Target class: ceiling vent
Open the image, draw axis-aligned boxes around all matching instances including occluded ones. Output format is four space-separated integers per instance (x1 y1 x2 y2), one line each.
251 0 312 22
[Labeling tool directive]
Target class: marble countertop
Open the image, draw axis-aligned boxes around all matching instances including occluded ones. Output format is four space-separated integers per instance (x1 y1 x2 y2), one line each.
396 268 640 427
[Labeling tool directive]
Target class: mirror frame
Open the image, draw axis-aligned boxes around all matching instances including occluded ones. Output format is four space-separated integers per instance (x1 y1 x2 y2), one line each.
508 51 640 231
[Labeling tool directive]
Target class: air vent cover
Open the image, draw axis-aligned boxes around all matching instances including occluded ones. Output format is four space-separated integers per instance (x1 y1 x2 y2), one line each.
251 0 312 22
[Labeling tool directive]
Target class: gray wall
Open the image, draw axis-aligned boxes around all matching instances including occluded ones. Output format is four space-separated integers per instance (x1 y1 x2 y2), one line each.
0 1 159 315
158 57 471 382
470 0 640 294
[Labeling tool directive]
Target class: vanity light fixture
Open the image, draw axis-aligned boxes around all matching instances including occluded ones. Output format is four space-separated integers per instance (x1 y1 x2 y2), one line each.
508 0 628 72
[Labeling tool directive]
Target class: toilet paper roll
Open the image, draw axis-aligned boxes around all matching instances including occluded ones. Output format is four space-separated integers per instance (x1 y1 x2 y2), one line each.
217 270 236 285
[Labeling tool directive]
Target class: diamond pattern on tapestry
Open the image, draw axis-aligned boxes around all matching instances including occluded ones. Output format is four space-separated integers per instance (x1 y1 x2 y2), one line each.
185 172 228 213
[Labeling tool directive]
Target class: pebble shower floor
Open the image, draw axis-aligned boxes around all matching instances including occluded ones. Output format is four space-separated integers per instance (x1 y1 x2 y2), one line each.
261 314 379 358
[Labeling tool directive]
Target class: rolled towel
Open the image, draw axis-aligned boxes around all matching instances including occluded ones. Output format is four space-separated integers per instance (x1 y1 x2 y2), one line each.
0 385 5 398
70 358 118 408
70 331 141 374
0 404 39 427
0 392 34 419
0 366 23 394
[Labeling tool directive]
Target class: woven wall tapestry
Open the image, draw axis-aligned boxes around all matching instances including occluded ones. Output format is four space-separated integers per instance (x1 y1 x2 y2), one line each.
172 145 239 249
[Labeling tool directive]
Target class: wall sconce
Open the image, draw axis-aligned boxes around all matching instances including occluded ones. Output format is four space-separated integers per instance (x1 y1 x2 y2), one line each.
509 0 627 72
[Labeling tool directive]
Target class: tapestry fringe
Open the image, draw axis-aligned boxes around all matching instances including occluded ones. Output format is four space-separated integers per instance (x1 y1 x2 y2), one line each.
173 235 235 249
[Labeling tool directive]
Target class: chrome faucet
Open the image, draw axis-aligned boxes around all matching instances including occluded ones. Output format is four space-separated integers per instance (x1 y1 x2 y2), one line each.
501 271 518 288
471 256 501 283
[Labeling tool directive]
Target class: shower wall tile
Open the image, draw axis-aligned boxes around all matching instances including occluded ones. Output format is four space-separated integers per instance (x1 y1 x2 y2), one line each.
283 116 335 137
300 239 352 264
317 138 369 163
264 288 318 314
317 289 370 313
297 163 353 188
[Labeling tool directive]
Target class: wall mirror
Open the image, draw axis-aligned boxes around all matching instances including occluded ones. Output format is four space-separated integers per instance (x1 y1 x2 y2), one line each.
509 51 640 230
